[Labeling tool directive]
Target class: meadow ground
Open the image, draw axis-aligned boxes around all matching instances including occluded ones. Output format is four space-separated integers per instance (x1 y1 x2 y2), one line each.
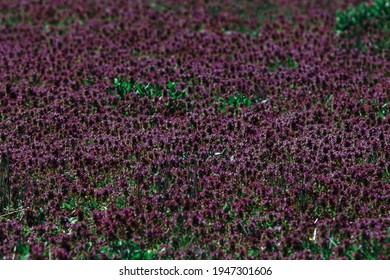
0 0 389 259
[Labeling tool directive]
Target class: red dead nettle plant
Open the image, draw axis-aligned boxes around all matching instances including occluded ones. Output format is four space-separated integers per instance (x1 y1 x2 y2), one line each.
0 0 388 260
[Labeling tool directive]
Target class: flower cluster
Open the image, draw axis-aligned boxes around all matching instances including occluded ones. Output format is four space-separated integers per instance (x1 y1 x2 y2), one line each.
0 0 388 259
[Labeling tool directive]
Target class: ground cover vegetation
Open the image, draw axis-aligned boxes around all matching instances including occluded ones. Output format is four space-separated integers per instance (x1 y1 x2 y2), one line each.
0 0 389 259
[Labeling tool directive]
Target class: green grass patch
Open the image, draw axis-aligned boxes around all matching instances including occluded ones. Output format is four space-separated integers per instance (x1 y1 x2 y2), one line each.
336 0 390 53
100 239 158 260
108 78 188 101
217 93 264 113
268 56 298 72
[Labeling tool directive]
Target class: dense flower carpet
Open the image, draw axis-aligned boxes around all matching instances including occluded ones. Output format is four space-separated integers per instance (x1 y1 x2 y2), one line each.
0 0 388 259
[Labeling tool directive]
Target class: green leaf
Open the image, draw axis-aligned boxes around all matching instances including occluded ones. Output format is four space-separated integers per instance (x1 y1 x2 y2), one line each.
167 81 177 91
62 202 72 211
379 103 388 119
17 242 30 260
248 249 259 257
69 217 78 224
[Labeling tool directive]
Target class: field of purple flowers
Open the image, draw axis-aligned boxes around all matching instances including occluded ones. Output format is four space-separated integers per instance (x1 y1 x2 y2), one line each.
0 0 389 260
